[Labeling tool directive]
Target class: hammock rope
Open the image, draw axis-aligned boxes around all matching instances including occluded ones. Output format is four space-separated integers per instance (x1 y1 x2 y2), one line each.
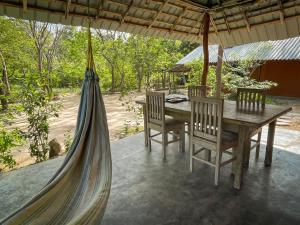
1 21 112 225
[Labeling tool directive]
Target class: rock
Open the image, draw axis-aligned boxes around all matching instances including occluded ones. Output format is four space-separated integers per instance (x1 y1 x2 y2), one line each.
49 139 62 158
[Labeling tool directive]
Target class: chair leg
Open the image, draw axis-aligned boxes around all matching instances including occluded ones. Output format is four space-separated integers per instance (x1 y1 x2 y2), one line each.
255 131 262 160
147 128 151 152
165 133 168 146
187 122 190 135
231 147 238 176
162 131 167 161
215 151 222 186
179 127 185 152
190 143 194 172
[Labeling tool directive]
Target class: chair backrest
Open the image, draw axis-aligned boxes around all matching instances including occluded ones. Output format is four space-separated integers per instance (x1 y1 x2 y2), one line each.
190 97 223 147
236 88 266 111
188 85 207 99
146 91 165 125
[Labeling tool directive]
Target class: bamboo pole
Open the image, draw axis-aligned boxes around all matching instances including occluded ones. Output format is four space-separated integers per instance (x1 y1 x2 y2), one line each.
201 12 210 90
215 45 223 98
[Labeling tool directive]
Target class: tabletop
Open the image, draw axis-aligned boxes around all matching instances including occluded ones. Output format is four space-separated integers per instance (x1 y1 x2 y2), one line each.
136 99 292 127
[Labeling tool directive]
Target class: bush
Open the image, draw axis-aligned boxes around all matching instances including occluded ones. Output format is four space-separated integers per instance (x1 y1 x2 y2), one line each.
0 127 23 170
21 78 60 163
223 60 277 100
186 58 216 95
64 130 73 152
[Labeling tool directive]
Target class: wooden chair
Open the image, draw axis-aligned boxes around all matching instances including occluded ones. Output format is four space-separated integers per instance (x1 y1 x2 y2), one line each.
190 97 238 186
236 88 266 163
188 85 207 99
146 91 185 160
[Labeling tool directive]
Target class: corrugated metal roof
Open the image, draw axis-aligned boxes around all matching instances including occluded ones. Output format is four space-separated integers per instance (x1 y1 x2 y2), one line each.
177 36 300 64
1 0 300 47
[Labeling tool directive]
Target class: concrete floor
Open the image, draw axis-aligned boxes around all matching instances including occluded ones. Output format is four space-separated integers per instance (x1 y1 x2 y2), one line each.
0 129 300 225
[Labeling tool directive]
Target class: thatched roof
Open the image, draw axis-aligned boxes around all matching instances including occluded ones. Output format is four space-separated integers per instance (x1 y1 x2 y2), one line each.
1 0 300 47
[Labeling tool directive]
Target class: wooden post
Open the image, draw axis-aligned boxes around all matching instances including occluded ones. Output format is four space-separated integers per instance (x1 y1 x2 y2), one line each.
201 12 210 88
215 45 223 98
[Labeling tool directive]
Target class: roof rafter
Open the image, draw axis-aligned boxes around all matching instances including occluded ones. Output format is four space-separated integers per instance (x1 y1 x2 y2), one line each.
170 6 188 33
65 0 71 19
242 10 251 32
119 0 134 25
96 0 104 18
198 13 205 36
148 0 170 29
277 0 285 24
223 11 231 34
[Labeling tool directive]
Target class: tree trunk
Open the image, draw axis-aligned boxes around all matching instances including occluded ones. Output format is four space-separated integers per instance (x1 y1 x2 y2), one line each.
37 48 43 75
201 12 210 89
111 66 115 93
120 70 125 92
137 70 142 92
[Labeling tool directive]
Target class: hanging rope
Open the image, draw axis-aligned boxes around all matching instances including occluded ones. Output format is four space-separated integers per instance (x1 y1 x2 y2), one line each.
87 21 95 71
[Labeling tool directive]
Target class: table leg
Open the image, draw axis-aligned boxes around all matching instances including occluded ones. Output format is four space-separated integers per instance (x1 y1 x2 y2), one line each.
233 126 249 190
143 106 148 147
242 132 251 168
264 120 277 167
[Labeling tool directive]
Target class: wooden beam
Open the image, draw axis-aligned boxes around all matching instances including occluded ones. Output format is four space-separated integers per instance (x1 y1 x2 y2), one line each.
215 45 223 98
210 15 219 36
170 6 188 33
149 0 170 29
223 11 230 34
197 13 205 36
212 13 300 34
96 0 104 18
201 12 210 88
65 0 71 19
119 0 134 25
277 0 285 24
212 2 300 27
242 10 251 32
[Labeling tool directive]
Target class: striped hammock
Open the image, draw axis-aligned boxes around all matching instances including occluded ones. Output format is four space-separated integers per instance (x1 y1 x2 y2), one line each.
1 68 112 224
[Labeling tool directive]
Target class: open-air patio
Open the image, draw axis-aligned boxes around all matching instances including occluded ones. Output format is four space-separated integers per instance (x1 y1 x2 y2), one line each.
1 128 299 225
1 0 300 224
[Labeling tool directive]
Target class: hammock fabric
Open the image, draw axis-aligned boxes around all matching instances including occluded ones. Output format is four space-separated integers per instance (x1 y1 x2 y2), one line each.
1 27 112 225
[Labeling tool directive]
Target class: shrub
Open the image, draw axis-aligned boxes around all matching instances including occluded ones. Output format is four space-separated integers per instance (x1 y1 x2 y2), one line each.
21 78 60 163
0 127 23 170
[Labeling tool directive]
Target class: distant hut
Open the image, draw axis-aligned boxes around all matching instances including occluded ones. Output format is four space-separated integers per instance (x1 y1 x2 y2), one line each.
175 37 300 98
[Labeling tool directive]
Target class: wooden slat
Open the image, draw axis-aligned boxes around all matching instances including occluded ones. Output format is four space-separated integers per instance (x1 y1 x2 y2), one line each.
237 88 266 112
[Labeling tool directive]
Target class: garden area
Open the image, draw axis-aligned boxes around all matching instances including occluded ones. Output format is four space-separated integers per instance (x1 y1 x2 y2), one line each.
0 16 295 172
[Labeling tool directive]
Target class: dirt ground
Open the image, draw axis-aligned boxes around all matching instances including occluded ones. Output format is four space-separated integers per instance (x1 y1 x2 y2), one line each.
8 92 145 170
4 92 300 170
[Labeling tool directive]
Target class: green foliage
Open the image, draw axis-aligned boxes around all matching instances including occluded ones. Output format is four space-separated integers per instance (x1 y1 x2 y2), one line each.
186 59 216 95
64 130 73 152
21 78 60 162
0 127 23 170
0 108 24 170
223 60 277 99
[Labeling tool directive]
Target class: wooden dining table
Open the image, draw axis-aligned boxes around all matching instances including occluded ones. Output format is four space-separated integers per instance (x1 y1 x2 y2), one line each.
136 99 292 190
